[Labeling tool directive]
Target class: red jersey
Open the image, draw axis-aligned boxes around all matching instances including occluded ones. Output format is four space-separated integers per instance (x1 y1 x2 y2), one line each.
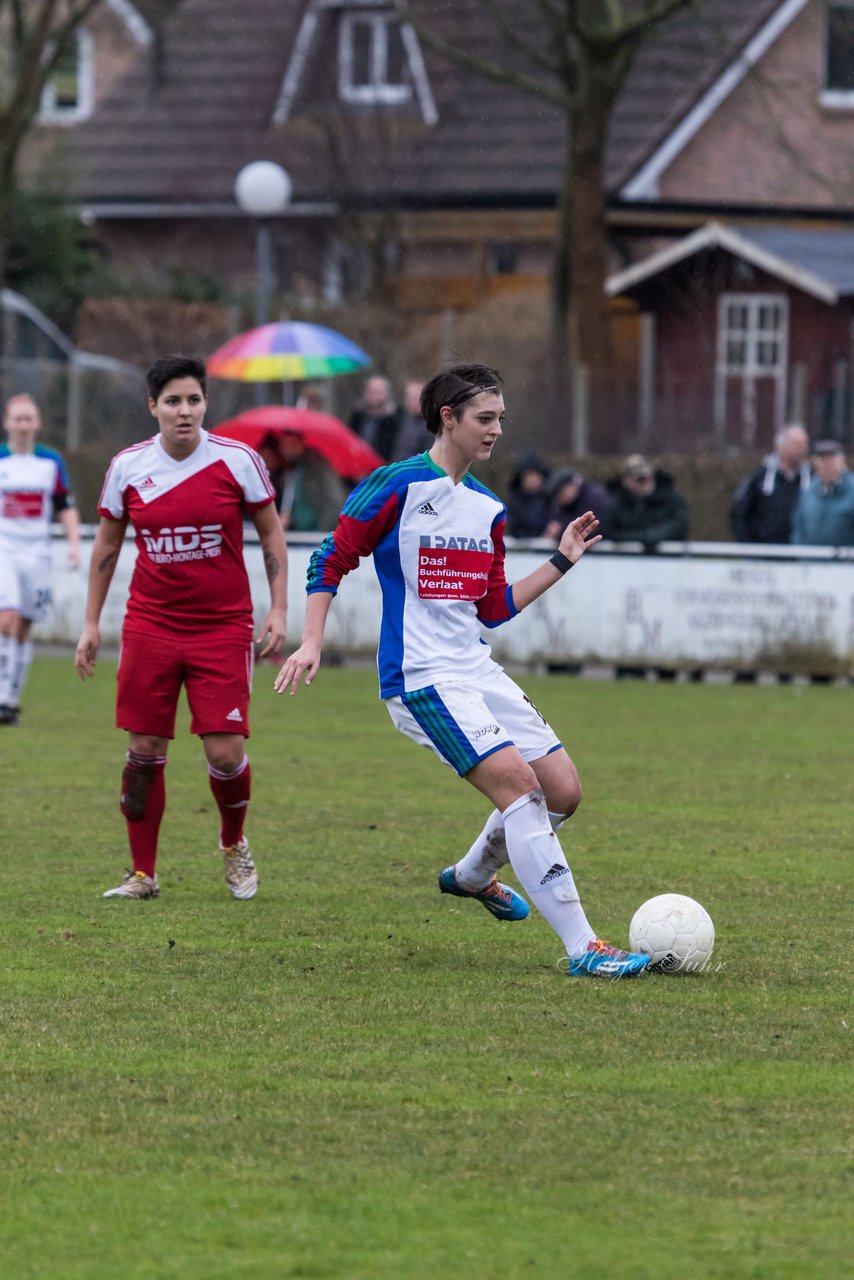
98 430 274 638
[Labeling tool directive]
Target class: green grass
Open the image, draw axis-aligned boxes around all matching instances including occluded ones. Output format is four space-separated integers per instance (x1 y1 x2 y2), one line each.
0 657 851 1279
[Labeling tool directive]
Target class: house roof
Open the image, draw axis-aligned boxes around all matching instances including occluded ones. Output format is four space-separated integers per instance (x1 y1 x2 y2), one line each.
60 0 794 209
605 221 854 304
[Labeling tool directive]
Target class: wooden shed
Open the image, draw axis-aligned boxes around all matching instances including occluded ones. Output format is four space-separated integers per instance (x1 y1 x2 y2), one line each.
606 222 854 454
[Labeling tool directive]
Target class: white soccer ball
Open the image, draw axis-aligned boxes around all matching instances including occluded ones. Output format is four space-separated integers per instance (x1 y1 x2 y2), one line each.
629 893 714 974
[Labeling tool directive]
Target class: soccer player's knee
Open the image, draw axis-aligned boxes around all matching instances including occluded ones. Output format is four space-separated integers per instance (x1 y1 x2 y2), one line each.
549 775 583 819
121 763 153 822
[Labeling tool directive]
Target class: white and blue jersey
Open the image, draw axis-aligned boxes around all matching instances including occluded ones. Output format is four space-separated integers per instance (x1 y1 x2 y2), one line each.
308 453 518 698
0 443 74 552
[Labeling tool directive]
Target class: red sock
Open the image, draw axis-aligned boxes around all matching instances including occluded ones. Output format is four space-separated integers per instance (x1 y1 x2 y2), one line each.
120 751 166 878
208 756 251 847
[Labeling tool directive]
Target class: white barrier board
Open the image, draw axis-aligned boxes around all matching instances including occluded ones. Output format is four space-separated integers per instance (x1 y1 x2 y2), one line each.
38 533 854 675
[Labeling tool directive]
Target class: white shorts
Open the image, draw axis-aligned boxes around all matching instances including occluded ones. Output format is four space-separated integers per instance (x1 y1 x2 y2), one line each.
386 667 562 776
0 549 53 622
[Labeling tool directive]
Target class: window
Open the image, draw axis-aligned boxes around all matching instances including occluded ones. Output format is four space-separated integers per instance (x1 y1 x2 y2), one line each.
38 30 94 124
718 295 787 376
822 2 854 105
338 11 411 105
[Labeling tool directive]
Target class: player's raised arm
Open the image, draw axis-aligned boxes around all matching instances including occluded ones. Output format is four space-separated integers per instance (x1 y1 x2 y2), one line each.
74 514 128 679
509 510 601 614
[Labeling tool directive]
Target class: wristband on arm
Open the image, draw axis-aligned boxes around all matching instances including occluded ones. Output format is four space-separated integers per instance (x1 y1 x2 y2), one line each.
549 550 573 575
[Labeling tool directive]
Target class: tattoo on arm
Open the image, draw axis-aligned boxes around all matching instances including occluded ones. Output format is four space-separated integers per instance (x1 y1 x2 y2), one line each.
264 551 279 584
98 551 118 574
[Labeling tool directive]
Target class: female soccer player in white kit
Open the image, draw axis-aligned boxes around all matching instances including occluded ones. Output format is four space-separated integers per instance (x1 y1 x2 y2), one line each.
275 364 648 978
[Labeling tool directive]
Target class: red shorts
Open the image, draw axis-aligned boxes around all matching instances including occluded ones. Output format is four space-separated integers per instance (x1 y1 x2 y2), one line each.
116 628 254 739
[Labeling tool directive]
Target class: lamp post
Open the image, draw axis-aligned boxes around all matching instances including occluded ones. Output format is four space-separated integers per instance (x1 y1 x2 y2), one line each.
235 160 292 403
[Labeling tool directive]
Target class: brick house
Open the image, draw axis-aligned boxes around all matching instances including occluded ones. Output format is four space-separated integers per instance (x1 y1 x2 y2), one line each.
23 0 854 452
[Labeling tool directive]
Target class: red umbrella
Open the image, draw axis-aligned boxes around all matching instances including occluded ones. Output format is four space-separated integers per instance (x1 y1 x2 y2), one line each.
211 406 384 480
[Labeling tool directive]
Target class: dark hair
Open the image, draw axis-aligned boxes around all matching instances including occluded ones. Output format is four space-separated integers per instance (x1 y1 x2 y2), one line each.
420 363 503 435
146 355 208 400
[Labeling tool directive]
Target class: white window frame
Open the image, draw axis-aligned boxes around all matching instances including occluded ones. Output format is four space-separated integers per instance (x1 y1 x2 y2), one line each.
338 10 411 106
715 292 789 448
821 0 854 108
38 29 95 125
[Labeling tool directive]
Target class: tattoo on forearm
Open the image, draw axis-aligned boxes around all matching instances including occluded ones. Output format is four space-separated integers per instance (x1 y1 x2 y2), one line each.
98 551 118 574
264 551 279 584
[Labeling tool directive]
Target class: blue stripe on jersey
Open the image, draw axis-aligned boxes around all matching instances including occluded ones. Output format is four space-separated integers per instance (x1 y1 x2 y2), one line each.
401 686 479 776
306 531 337 592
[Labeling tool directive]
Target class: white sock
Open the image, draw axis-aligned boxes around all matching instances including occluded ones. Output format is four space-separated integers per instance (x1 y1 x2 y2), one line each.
501 790 595 959
0 634 14 705
454 808 570 890
11 639 33 707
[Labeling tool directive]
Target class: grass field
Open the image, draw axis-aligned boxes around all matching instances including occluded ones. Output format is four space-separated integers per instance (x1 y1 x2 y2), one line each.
0 656 851 1279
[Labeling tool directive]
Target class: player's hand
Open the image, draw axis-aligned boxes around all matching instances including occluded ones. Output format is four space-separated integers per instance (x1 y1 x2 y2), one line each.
256 606 287 659
68 546 81 571
74 624 100 680
557 510 602 564
274 641 321 697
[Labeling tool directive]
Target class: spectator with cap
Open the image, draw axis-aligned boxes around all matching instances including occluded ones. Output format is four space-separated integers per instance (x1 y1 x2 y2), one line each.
505 452 552 538
544 468 612 543
791 440 854 546
605 453 689 550
730 424 811 543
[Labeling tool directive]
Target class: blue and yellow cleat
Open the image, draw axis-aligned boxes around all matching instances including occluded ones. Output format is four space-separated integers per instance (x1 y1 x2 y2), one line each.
438 866 530 921
566 939 650 978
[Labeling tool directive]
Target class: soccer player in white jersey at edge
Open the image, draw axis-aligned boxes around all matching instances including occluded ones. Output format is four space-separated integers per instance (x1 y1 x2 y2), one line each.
74 355 288 901
275 363 650 978
0 394 81 725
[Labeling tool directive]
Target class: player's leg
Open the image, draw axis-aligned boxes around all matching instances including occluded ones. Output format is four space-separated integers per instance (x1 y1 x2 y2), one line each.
106 631 181 899
386 683 528 920
0 557 22 722
444 671 580 890
466 749 649 977
9 553 51 717
186 638 257 900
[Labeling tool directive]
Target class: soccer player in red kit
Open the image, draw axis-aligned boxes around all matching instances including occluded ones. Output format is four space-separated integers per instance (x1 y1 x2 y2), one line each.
75 355 288 900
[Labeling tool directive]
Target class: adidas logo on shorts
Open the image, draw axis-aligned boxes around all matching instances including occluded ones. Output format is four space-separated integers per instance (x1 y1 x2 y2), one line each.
225 707 242 722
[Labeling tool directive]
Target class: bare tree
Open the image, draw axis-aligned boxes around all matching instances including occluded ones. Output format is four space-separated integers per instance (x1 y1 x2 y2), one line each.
396 0 694 446
0 0 104 291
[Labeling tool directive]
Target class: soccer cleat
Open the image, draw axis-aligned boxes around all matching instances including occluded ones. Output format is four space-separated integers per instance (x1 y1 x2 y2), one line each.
103 870 160 899
0 704 19 725
566 938 650 978
438 865 529 921
221 836 258 900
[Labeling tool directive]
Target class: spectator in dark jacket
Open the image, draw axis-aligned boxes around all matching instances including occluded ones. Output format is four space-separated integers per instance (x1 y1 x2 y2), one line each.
505 452 552 537
730 424 811 543
605 454 689 549
348 375 401 462
544 468 612 543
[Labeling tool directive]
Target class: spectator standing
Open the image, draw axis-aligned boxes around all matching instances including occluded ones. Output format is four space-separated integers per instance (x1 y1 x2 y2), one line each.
730 424 811 543
544 468 612 543
505 452 552 538
605 454 689 550
391 380 432 462
348 375 401 462
258 431 348 532
791 440 854 546
0 394 80 725
74 355 288 901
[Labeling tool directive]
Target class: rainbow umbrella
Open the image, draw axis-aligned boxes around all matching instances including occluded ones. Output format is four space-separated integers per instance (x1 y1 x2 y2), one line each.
208 321 371 382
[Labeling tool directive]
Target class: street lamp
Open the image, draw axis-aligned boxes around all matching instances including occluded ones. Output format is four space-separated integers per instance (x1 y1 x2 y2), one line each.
235 161 292 403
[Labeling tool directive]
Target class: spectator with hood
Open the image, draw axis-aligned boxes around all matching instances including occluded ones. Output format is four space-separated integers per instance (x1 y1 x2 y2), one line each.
544 469 612 543
505 452 552 538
